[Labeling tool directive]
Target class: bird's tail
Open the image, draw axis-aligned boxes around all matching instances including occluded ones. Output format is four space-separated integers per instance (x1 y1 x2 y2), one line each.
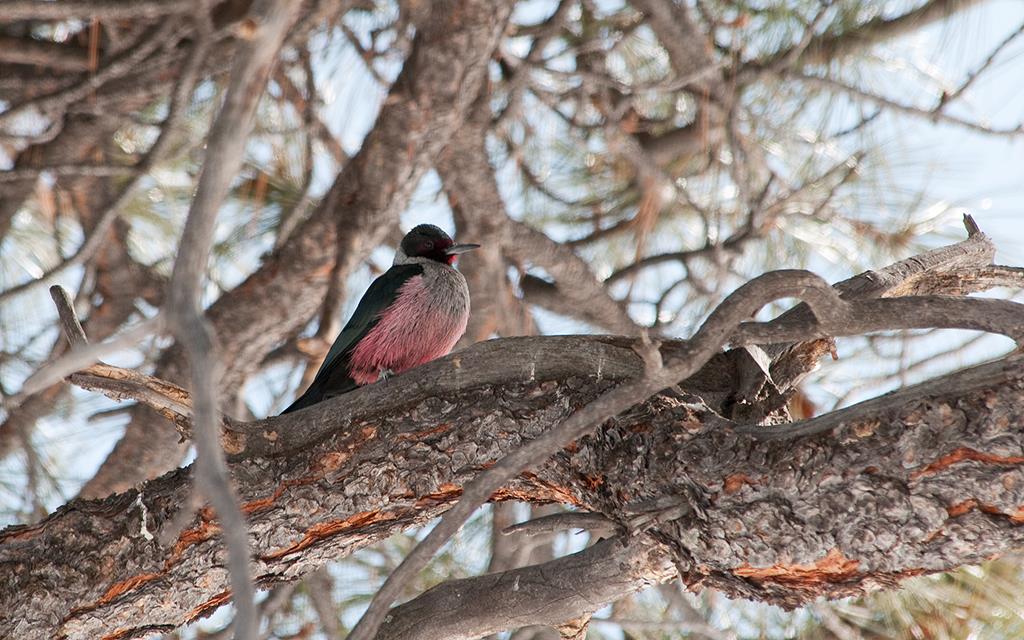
280 374 358 414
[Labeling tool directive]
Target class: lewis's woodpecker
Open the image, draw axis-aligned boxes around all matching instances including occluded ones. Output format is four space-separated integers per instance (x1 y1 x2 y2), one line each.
282 224 478 413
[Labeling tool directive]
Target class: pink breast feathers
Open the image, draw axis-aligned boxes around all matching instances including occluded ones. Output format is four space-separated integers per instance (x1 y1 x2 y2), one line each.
347 275 468 385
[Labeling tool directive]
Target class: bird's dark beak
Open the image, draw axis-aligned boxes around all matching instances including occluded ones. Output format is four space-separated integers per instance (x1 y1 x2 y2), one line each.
445 243 480 256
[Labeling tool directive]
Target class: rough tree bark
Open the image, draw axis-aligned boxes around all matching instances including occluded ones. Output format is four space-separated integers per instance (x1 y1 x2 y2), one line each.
2 229 1023 639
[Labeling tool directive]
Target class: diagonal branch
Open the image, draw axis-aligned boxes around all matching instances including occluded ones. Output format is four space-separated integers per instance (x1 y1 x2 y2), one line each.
748 0 988 72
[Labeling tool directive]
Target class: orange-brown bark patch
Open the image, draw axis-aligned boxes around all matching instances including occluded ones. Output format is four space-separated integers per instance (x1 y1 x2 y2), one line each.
947 499 978 517
312 451 351 474
723 473 757 495
97 572 161 604
733 548 859 586
168 519 220 562
396 423 452 441
186 588 233 623
0 523 43 542
514 472 583 506
910 447 1024 480
240 476 318 515
262 510 401 561
69 572 162 619
416 483 463 506
945 499 1024 524
102 628 147 640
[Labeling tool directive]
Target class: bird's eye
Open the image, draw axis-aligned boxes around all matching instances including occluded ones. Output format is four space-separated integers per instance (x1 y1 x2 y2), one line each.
422 241 434 251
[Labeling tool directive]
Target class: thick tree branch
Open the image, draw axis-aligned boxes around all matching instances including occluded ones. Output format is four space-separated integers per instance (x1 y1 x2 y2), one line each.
3 336 1024 637
4 227 1023 638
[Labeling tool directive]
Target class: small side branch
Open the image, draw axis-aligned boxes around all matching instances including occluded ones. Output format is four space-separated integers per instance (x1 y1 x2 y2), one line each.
48 285 87 347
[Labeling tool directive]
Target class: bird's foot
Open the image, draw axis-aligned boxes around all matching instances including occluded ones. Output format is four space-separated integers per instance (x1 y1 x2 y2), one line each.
378 368 394 382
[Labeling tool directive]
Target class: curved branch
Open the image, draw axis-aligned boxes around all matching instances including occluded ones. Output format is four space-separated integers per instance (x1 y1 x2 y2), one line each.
163 3 300 637
377 537 672 640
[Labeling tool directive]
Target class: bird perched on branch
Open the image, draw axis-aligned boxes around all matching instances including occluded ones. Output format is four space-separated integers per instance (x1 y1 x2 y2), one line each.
282 224 478 414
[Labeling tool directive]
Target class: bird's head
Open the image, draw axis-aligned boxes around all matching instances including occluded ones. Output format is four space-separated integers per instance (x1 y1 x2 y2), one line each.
395 224 479 266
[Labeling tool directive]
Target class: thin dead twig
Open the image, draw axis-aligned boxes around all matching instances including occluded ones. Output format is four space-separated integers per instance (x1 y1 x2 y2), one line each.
48 286 87 347
14 316 163 399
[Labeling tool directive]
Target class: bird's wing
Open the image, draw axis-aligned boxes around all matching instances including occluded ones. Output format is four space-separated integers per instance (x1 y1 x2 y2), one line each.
281 263 424 414
317 263 424 376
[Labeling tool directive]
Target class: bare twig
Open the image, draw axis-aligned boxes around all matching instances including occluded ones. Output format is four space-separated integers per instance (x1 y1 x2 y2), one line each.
936 20 1024 110
795 72 1024 137
0 164 137 182
68 363 194 427
732 295 1024 347
15 316 163 397
48 285 87 347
